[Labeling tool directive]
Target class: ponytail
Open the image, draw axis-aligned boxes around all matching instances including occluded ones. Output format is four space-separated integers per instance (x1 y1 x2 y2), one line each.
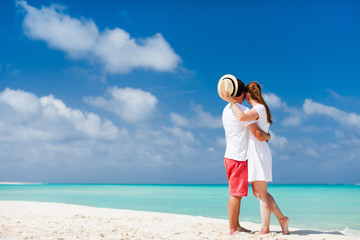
245 82 272 125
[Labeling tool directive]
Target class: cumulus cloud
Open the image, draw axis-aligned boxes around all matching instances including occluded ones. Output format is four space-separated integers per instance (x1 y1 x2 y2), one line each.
164 127 198 145
0 88 118 141
0 88 221 181
263 92 303 127
280 108 303 127
268 131 288 149
170 104 222 129
0 88 40 115
303 99 360 128
170 113 189 127
1 87 359 183
263 92 286 109
265 92 360 129
16 1 181 73
84 86 158 122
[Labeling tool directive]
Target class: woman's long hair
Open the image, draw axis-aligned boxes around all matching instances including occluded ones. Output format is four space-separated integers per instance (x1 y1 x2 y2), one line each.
245 82 272 125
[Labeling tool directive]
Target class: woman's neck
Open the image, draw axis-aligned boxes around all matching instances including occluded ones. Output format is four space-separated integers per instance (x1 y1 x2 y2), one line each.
249 98 260 108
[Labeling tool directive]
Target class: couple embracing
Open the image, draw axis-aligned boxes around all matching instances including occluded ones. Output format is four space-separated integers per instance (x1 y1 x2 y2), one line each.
218 74 289 235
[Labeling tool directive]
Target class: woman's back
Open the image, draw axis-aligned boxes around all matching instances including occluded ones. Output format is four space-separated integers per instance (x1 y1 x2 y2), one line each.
248 103 272 182
250 104 270 136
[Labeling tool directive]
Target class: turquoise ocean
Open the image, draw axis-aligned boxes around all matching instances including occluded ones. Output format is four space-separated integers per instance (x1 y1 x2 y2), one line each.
0 184 359 236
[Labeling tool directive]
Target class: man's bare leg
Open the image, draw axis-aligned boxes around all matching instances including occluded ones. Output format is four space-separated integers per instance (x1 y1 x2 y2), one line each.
228 195 251 234
267 193 289 234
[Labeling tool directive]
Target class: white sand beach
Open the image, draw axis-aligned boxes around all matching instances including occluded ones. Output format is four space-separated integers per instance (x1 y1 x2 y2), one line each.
0 201 358 240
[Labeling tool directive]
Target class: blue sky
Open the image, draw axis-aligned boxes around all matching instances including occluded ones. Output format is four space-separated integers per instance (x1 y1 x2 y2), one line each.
0 0 359 184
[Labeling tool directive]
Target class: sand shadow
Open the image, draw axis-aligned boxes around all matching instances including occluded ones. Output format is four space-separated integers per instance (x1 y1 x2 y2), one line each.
289 230 344 236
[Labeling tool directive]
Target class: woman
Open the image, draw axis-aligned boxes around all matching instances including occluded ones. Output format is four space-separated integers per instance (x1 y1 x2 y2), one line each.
222 82 289 235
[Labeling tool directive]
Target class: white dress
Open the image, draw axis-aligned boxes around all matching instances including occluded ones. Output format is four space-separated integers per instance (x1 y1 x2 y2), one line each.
247 104 272 182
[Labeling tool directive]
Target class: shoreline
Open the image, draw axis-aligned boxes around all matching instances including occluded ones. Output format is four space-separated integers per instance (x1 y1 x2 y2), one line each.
1 201 359 240
0 182 43 185
1 182 359 185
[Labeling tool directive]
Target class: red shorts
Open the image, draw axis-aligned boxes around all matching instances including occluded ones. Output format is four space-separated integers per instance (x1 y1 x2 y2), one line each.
224 158 248 196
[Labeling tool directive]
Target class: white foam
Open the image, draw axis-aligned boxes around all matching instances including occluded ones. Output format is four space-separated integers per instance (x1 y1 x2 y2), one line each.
0 182 43 185
341 227 360 236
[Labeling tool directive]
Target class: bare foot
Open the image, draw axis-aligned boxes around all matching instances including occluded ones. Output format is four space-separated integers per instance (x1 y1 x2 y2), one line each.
229 229 237 235
237 226 252 233
229 226 252 235
280 217 290 235
258 228 270 235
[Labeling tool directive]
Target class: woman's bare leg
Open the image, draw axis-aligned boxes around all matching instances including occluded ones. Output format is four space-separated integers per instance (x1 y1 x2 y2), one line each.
267 193 289 234
252 181 271 234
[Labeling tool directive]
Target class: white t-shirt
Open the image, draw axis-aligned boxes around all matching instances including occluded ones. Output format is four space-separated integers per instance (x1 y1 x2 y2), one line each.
222 103 254 161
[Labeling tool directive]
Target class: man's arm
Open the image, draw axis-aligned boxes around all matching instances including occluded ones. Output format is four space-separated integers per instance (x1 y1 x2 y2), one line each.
248 122 271 142
221 92 259 121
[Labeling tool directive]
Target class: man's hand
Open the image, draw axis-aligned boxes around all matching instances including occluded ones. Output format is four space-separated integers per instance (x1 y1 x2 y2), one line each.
266 132 271 142
221 91 233 102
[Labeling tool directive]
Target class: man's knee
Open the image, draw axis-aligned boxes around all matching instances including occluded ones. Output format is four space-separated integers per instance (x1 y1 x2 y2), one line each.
230 195 242 201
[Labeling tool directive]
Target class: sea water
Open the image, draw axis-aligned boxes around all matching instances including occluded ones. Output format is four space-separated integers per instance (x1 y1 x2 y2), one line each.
0 184 359 236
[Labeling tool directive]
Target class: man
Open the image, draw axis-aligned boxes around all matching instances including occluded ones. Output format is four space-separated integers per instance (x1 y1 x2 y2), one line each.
219 75 270 234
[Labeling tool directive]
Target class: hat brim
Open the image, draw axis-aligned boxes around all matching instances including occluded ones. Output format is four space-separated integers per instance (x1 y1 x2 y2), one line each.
217 74 238 99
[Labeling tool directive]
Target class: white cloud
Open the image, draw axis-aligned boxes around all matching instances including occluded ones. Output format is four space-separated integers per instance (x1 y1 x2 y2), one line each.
262 92 303 127
1 88 359 183
0 88 40 115
84 86 158 122
263 92 286 109
262 94 360 129
18 1 98 57
303 99 360 128
268 131 288 149
17 1 181 74
95 29 180 73
0 88 216 176
170 113 189 127
280 111 302 127
305 147 319 157
265 92 360 129
192 104 222 128
0 88 118 141
170 104 222 129
41 95 118 139
164 127 198 145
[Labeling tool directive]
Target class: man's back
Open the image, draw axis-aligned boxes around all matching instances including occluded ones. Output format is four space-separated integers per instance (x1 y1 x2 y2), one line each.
222 103 252 161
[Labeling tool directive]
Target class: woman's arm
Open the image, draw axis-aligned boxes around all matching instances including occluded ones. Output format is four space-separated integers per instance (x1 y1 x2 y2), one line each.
221 91 259 121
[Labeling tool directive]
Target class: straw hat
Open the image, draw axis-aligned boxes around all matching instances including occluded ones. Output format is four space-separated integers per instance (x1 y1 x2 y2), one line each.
217 74 238 98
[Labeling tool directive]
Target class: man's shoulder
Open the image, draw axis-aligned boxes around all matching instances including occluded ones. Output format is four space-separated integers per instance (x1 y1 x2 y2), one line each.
222 103 230 112
235 103 250 111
